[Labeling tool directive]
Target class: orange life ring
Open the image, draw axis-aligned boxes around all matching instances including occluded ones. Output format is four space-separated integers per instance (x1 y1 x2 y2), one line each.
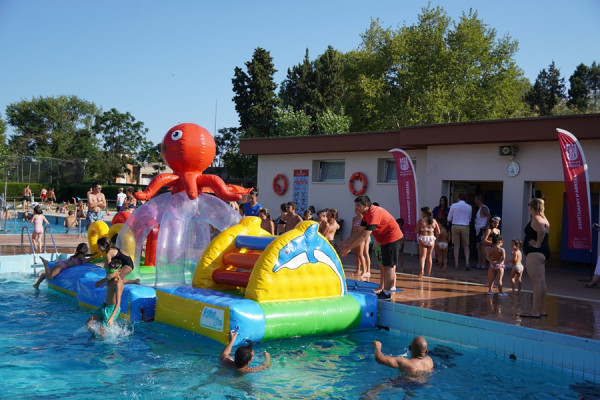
273 174 288 195
349 172 367 196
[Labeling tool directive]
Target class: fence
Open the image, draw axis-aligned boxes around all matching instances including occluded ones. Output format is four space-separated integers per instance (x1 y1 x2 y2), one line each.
0 156 84 185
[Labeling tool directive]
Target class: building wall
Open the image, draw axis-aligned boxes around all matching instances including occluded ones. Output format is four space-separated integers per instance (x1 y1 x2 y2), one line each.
256 139 600 255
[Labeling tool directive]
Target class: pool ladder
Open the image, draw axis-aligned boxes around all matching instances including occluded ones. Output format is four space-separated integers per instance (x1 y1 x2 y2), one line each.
21 226 60 275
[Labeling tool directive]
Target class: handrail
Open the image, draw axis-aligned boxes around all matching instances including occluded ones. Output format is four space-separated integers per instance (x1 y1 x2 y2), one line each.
1 211 18 233
21 226 38 265
43 225 59 257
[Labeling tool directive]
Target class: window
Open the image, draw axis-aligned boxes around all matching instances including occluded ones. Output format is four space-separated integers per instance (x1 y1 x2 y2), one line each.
313 160 345 182
378 158 416 183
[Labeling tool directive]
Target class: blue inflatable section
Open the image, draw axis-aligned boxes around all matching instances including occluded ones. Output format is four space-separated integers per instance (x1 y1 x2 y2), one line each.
47 262 156 322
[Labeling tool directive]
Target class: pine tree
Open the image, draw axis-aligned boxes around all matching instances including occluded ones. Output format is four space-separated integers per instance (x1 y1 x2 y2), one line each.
568 63 590 111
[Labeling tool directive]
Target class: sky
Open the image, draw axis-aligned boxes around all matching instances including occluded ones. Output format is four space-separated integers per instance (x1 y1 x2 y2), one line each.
1 0 599 145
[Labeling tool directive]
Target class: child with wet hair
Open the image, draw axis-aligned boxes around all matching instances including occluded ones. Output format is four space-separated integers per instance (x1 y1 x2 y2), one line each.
30 206 49 253
486 235 507 297
508 239 524 294
86 259 124 336
220 329 271 373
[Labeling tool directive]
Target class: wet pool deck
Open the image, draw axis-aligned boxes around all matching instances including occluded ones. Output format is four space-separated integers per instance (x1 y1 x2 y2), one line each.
340 252 600 341
2 232 599 341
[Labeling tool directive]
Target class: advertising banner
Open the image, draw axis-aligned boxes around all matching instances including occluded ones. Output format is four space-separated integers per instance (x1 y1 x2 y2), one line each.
389 149 418 241
556 128 592 249
292 169 309 215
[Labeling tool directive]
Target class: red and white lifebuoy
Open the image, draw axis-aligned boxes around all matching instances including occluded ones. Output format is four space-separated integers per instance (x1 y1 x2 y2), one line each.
349 172 367 196
273 174 288 195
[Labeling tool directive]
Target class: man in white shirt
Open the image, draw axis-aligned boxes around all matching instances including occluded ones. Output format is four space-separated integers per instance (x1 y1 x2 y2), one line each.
116 188 127 212
447 193 472 270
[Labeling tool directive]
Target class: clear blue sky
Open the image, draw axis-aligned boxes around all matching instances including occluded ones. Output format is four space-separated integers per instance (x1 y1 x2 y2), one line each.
1 0 599 145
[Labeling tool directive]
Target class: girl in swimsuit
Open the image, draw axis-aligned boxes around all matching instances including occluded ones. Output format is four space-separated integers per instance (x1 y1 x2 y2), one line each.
486 235 507 296
30 206 49 253
415 207 440 279
34 243 94 290
481 216 501 269
507 239 524 294
350 210 370 279
97 236 140 285
435 219 450 272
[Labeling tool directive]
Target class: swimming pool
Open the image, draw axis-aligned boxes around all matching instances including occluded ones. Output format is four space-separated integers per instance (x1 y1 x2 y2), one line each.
2 273 596 399
1 213 83 235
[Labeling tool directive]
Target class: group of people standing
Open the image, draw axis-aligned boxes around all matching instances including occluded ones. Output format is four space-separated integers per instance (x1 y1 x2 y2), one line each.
415 193 551 317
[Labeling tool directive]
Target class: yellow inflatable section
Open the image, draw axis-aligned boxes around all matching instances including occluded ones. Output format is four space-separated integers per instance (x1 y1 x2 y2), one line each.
192 217 271 290
245 221 345 302
87 220 109 255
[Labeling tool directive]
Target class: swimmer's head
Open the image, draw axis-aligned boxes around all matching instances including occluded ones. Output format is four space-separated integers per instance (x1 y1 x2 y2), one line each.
97 237 110 252
107 259 123 275
34 206 43 215
234 345 254 369
409 336 429 358
492 235 503 246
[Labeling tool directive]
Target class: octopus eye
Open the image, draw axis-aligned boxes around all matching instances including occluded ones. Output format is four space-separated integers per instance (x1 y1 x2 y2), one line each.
171 130 183 141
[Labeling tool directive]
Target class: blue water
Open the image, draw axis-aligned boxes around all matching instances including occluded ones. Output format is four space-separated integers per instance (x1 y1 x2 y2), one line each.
1 213 81 235
1 273 598 399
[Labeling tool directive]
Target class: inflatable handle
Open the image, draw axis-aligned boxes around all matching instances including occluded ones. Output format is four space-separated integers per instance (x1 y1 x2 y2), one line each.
235 235 275 250
222 253 260 269
212 269 251 287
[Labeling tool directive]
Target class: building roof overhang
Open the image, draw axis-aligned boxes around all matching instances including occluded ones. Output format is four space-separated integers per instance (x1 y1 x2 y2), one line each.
239 114 600 155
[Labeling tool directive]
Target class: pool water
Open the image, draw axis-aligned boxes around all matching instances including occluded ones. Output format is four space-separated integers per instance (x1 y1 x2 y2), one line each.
1 213 81 235
2 273 598 399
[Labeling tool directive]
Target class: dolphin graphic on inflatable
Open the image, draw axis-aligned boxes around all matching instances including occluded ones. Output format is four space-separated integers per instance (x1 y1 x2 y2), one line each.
273 223 346 296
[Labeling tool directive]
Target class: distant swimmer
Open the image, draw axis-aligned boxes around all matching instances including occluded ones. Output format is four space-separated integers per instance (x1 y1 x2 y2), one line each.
372 336 433 375
220 329 271 373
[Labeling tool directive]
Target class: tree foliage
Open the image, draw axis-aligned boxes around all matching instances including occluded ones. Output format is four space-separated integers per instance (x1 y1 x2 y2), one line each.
568 63 590 111
232 47 280 138
214 127 256 182
5 95 99 160
89 108 149 184
343 8 528 131
274 107 312 136
524 61 565 115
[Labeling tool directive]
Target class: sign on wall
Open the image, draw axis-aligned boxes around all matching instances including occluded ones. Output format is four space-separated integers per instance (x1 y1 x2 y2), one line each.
292 169 309 215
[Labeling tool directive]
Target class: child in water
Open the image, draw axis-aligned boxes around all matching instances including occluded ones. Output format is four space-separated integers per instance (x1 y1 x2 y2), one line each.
86 259 124 336
507 239 524 294
34 243 94 290
30 206 49 253
486 235 507 297
220 329 271 373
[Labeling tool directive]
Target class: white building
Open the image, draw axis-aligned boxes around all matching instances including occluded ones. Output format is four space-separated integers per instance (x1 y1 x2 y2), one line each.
240 114 600 263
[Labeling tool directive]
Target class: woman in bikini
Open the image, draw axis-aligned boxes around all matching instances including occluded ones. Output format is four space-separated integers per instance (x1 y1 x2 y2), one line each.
97 236 140 285
34 243 94 289
415 207 440 278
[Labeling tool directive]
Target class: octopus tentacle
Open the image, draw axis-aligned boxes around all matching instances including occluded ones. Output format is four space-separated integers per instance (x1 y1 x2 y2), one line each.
182 171 201 199
134 173 180 200
196 175 243 202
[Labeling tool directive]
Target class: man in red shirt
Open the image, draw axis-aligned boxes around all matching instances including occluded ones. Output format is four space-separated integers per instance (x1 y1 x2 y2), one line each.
340 195 403 300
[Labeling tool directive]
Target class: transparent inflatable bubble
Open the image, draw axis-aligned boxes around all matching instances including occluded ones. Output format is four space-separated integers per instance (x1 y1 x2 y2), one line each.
117 192 241 287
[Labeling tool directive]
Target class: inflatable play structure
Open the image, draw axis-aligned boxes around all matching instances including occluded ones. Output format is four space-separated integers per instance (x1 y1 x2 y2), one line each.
43 123 378 345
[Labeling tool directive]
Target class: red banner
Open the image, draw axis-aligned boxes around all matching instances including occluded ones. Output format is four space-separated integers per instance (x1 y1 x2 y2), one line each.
557 128 592 249
390 148 418 241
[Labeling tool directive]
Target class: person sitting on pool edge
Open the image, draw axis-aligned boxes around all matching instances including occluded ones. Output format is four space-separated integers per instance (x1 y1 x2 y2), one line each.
220 329 271 373
372 336 433 375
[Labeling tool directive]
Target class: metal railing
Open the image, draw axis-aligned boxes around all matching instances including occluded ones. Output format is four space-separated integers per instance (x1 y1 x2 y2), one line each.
0 210 18 233
21 225 60 268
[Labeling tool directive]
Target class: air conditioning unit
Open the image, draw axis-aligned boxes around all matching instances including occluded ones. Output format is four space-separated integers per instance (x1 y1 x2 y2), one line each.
499 145 517 156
